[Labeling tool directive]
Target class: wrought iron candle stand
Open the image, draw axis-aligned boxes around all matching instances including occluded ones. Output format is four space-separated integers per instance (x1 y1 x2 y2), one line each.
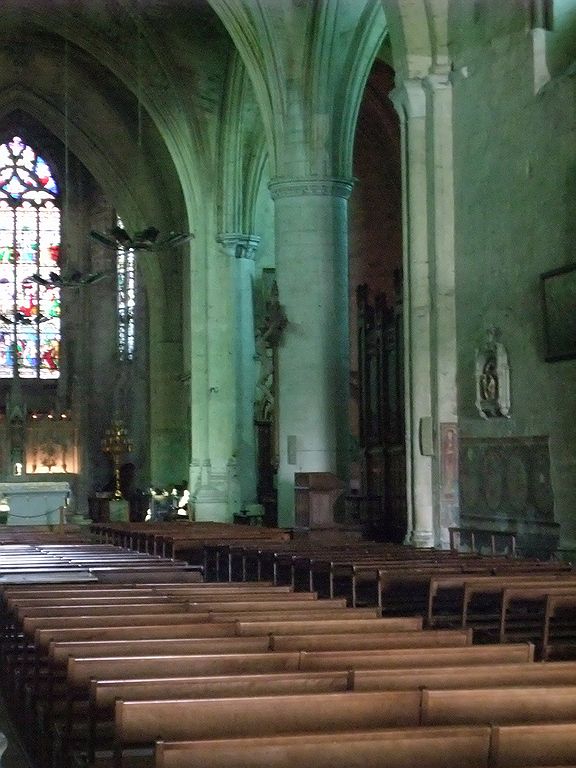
101 420 132 499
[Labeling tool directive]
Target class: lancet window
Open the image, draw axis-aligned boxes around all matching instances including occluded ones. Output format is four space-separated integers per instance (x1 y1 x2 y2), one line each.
116 217 135 361
0 136 60 379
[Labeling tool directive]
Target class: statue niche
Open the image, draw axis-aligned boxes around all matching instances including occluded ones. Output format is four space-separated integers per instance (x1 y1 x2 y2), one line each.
475 327 511 419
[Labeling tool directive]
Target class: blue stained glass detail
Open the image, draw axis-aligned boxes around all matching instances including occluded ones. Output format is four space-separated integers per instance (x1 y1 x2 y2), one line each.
35 156 58 194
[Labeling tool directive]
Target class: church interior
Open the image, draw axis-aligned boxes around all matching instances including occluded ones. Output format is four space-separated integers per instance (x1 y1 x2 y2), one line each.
0 0 573 555
0 1 575 766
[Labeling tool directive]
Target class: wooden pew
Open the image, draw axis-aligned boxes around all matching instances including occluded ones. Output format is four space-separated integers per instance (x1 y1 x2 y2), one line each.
153 726 492 768
111 690 423 765
499 586 576 645
235 616 422 635
427 571 575 628
421 685 576 724
46 639 536 749
207 608 381 622
81 671 354 764
21 612 222 633
352 660 576 690
436 579 576 641
65 644 535 693
542 594 576 659
49 637 271 666
270 628 471 652
296 643 534 670
120 686 576 766
492 722 576 767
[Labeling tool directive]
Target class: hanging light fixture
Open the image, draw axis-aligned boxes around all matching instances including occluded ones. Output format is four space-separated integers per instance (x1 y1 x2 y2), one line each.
89 2 193 254
28 270 109 288
89 226 193 252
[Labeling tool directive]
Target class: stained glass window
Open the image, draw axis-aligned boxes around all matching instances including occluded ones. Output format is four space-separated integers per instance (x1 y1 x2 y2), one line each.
0 136 60 379
117 217 135 361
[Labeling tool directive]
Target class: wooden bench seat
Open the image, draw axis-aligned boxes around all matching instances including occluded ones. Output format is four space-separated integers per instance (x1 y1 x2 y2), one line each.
492 722 576 767
270 628 471 652
153 726 492 768
76 671 354 764
43 630 471 665
235 616 422 635
110 685 576 767
499 585 576 645
21 612 223 633
115 691 421 753
543 594 576 659
207 608 381 622
427 572 576 628
422 685 576 725
65 643 534 693
296 642 534 670
34 623 240 644
49 636 272 666
352 660 576 690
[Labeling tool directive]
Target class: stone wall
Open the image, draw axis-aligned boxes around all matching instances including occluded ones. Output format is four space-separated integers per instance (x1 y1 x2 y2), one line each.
452 2 576 547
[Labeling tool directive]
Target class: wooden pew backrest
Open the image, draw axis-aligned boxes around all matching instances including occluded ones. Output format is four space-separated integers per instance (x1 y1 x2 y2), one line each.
154 725 492 768
116 690 422 743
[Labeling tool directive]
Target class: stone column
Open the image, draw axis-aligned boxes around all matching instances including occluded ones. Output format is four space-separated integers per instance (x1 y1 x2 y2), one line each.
269 178 353 527
217 233 260 510
391 80 434 548
424 72 459 547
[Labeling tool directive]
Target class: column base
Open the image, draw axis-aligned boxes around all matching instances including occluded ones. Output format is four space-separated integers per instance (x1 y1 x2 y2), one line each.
193 483 229 522
408 528 435 548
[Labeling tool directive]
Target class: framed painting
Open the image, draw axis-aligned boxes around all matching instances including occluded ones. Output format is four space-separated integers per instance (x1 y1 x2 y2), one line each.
541 263 576 362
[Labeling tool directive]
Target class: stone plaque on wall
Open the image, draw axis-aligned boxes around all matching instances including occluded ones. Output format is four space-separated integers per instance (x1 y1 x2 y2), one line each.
459 436 558 555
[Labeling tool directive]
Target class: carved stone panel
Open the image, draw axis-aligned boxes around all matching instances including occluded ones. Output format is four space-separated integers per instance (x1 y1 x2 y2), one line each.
459 436 558 555
460 436 553 522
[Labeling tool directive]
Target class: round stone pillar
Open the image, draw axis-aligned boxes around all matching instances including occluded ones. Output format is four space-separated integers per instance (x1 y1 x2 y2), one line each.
391 79 435 548
217 233 260 509
269 177 353 527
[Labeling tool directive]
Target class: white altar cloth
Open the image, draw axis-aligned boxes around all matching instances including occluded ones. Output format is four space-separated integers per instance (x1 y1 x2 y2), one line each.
0 481 70 526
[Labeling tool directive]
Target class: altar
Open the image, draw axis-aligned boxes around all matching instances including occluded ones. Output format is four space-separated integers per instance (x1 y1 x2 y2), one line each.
0 481 70 526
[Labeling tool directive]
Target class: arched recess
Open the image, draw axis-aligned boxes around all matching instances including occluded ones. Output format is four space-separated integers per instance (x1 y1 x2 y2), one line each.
2 3 224 484
0 11 196 488
350 57 404 541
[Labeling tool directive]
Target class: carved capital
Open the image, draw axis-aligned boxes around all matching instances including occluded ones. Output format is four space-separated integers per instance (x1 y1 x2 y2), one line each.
389 78 427 120
217 233 261 260
268 177 353 201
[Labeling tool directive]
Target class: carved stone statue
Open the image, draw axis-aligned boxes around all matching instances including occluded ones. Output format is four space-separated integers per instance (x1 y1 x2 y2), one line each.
475 327 510 419
254 279 287 424
257 281 287 350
